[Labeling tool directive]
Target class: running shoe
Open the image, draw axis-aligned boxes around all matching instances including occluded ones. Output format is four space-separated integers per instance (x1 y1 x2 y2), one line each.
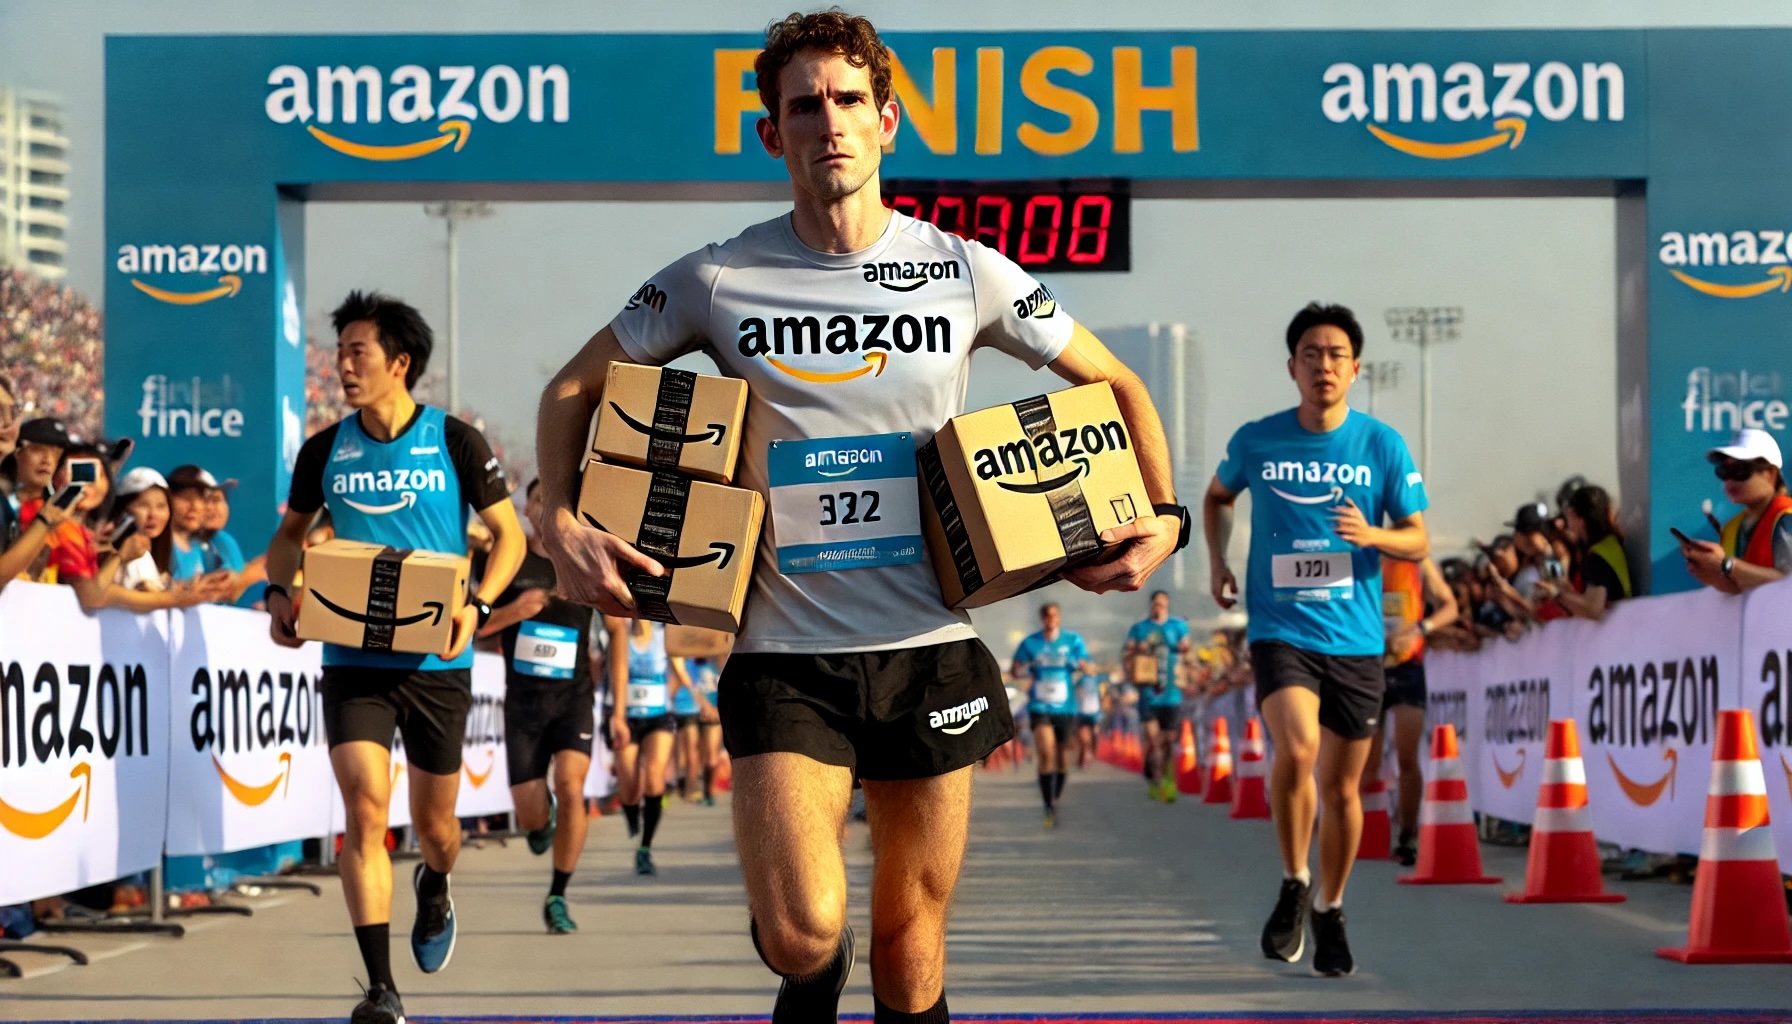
635 847 657 876
1260 877 1309 962
1392 841 1417 868
771 923 855 1024
1160 776 1179 803
1310 906 1356 977
350 981 406 1024
542 894 577 935
703 794 717 807
526 790 558 856
410 864 457 974
1043 808 1057 828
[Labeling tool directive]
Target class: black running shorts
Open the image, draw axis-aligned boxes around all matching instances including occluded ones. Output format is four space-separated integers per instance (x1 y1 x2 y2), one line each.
673 712 702 731
718 639 1015 781
1143 705 1181 732
321 666 472 776
605 713 676 751
1032 713 1077 739
1382 659 1428 711
1077 714 1100 730
504 683 596 784
1251 641 1385 741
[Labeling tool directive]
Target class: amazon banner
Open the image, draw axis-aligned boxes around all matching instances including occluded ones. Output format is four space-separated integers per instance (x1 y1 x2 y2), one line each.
1472 622 1581 825
1423 648 1475 772
1737 578 1792 874
1569 587 1744 858
0 583 171 906
454 653 512 818
165 604 332 857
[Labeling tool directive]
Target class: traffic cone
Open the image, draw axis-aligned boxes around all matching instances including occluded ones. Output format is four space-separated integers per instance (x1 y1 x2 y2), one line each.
1174 720 1203 795
1124 732 1144 773
1358 777 1392 860
1506 719 1624 904
1202 718 1234 805
714 755 732 792
1658 709 1792 963
1399 724 1501 885
1230 718 1271 819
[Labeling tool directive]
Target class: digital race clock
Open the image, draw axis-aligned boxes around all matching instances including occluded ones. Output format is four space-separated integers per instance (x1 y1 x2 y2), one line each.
881 178 1131 273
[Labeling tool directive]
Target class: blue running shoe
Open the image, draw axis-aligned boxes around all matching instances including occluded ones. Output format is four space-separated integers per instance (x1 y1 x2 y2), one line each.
527 790 557 856
410 864 456 974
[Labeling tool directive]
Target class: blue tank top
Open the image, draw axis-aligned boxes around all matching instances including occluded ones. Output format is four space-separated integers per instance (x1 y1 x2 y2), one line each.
624 623 670 718
320 406 471 670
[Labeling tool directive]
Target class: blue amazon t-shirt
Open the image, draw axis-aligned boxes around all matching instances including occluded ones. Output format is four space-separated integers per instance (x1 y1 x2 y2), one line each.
1215 407 1427 658
1012 629 1088 716
1125 616 1190 707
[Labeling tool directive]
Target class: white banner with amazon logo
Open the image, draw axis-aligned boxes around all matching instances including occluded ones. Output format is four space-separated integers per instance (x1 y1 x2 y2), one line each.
1475 621 1582 825
1738 579 1792 873
454 652 512 818
0 583 171 906
164 604 333 857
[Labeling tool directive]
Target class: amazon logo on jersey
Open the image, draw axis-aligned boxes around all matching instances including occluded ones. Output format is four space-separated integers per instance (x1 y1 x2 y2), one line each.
330 467 448 515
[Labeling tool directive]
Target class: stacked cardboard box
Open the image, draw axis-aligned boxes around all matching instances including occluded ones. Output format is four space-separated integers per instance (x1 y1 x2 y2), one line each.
580 363 763 632
297 539 471 656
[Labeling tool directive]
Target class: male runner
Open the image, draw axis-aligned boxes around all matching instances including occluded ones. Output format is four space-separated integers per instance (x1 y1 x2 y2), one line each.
1010 603 1093 826
1366 555 1457 866
1072 664 1103 769
1124 591 1192 802
265 291 525 1023
605 617 701 875
689 656 727 806
477 478 599 933
1204 302 1429 977
534 12 1184 1022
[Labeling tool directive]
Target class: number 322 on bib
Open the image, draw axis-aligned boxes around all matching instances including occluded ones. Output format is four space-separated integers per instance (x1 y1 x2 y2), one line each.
768 433 922 575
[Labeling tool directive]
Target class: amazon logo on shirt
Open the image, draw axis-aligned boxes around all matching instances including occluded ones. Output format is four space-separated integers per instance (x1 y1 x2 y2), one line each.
329 467 449 515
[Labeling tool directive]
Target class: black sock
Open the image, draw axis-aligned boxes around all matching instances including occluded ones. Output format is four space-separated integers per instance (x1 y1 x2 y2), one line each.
1037 773 1055 810
354 923 395 991
874 994 949 1024
623 802 641 834
1053 771 1067 799
416 866 448 899
550 869 572 898
703 765 714 800
641 795 663 848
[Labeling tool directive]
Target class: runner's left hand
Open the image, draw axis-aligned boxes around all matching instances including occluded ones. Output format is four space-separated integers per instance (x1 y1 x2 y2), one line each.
443 604 479 661
1331 498 1378 547
1063 513 1180 594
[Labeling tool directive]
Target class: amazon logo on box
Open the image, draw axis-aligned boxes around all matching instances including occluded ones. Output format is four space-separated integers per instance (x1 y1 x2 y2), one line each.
296 539 469 656
591 363 748 484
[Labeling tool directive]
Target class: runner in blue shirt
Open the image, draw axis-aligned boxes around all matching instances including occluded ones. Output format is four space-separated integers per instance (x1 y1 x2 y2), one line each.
1010 603 1093 826
1204 303 1429 978
1123 591 1194 803
1072 667 1104 770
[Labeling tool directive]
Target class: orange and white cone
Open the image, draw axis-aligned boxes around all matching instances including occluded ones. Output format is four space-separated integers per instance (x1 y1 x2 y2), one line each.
1506 719 1623 904
1230 718 1271 819
714 754 733 793
1202 718 1234 805
1357 777 1392 860
1399 724 1500 885
1658 709 1792 963
1175 720 1204 795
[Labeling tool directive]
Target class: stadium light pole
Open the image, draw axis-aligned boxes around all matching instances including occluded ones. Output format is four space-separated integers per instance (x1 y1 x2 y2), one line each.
425 201 494 413
1383 306 1463 483
1359 360 1400 418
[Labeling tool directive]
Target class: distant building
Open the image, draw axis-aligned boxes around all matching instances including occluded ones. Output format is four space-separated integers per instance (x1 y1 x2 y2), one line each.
0 88 69 280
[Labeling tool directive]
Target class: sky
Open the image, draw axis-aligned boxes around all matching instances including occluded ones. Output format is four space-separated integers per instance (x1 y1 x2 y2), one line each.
5 0 1790 639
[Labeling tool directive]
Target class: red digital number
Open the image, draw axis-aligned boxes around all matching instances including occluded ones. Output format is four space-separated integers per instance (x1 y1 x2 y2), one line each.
1018 195 1064 265
931 195 968 238
1066 195 1112 265
890 194 923 219
974 195 1013 255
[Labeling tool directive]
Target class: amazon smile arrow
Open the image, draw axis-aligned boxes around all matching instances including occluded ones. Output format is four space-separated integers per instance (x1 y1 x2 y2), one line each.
307 119 471 161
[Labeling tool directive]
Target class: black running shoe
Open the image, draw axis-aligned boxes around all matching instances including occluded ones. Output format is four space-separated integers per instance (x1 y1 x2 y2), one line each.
771 924 855 1024
1392 842 1417 867
350 982 406 1024
1260 878 1310 962
1310 906 1356 977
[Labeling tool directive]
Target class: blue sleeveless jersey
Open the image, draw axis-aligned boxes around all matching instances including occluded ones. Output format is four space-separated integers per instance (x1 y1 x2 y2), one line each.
624 623 671 718
320 406 472 671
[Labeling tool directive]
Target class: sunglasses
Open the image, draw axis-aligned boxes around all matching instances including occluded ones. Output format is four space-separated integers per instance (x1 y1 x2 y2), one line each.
1714 459 1769 482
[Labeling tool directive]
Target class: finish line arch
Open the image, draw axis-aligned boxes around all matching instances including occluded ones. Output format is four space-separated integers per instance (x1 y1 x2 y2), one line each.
104 29 1790 592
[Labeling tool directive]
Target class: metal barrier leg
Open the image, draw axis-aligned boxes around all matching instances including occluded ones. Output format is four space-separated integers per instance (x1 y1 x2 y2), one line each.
0 939 89 966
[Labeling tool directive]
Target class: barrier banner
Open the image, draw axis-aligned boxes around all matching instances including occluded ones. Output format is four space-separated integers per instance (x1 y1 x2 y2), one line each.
165 605 332 856
584 687 615 801
1570 588 1743 856
1737 577 1792 873
0 583 171 905
454 652 512 818
1424 647 1476 771
1472 622 1583 824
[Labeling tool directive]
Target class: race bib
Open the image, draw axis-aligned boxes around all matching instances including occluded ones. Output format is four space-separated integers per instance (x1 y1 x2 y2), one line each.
515 620 578 680
1034 680 1070 706
768 433 922 575
1078 689 1102 715
1272 551 1354 601
626 681 668 712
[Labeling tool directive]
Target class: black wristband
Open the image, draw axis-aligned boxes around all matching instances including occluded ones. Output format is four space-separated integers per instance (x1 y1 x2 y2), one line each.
263 583 290 605
472 596 494 628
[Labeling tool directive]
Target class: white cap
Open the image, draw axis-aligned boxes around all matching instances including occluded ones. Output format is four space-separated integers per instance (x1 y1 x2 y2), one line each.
115 467 169 499
1708 428 1783 468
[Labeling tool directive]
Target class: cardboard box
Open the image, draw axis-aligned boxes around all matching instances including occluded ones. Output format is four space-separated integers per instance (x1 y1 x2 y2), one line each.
577 460 764 632
591 362 748 484
296 539 470 656
665 625 734 659
918 382 1153 609
1126 653 1160 685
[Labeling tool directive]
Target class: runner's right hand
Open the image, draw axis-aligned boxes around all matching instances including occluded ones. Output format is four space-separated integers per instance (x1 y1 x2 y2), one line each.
267 589 304 648
541 506 665 615
608 710 631 751
1211 563 1238 610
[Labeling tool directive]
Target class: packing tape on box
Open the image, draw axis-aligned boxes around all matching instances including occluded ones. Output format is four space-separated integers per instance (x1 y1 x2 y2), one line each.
629 367 699 470
1012 394 1102 562
362 545 411 652
627 469 691 623
918 439 984 595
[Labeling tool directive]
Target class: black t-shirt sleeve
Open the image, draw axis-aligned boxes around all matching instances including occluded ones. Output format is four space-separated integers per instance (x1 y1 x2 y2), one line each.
1580 552 1627 601
445 416 511 512
287 423 340 516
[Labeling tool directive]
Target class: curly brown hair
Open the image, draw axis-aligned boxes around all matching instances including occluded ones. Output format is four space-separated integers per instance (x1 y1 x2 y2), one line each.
755 9 892 125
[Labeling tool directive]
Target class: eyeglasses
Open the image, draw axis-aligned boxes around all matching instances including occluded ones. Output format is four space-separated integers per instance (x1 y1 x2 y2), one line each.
1714 459 1768 482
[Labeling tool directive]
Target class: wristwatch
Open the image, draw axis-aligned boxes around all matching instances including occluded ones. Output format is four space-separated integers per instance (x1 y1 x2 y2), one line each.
262 583 289 605
1721 556 1736 580
1153 503 1192 553
471 595 494 628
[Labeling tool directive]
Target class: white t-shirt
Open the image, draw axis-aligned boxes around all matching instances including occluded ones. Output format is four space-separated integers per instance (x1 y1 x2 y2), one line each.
609 212 1074 654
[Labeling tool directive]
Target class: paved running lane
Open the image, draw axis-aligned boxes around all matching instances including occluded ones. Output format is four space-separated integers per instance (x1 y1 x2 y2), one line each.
7 762 1792 1019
